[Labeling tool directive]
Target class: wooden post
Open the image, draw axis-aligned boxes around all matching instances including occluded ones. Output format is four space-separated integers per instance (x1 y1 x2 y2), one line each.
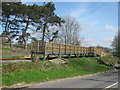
68 54 71 58
74 45 75 56
31 52 34 62
52 43 54 55
65 44 66 55
59 44 61 58
77 46 78 55
37 41 39 52
69 45 71 57
77 55 79 58
34 41 39 62
43 42 46 60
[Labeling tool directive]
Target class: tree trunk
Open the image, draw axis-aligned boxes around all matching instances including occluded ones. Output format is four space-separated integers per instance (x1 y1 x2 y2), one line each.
23 18 30 50
7 36 13 48
65 36 67 44
24 39 27 49
42 23 47 41
9 39 13 48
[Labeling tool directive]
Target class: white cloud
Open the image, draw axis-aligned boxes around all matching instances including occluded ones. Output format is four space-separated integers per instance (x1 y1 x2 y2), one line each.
105 25 118 32
70 8 86 19
103 37 114 42
81 37 114 48
105 25 113 30
81 38 97 47
27 30 42 39
98 37 114 47
27 26 59 40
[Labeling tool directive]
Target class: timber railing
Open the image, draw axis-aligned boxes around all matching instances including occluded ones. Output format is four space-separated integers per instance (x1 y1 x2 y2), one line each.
31 41 107 57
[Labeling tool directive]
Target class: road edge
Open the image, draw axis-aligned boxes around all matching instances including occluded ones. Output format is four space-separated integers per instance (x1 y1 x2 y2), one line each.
2 68 117 89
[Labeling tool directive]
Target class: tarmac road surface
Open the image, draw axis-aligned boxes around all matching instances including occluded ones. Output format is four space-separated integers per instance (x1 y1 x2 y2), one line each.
29 69 119 89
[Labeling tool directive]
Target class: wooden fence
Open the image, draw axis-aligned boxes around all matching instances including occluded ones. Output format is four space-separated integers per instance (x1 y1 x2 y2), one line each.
31 41 107 58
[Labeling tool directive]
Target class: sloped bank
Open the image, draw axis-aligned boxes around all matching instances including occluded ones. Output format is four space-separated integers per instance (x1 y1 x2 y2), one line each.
2 57 113 87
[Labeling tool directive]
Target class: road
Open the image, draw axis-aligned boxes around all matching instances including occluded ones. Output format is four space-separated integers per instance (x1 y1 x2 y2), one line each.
29 70 119 89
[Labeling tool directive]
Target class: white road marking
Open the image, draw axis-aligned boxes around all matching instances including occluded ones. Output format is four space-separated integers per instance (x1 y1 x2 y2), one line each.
105 82 118 88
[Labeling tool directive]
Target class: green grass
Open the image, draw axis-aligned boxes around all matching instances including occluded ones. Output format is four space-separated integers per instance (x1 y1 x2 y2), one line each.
2 56 24 59
0 47 11 50
2 57 113 86
96 56 118 64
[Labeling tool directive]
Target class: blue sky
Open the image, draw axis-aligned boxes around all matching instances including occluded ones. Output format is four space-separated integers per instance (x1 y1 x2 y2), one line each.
24 2 117 48
54 2 118 48
1 1 118 48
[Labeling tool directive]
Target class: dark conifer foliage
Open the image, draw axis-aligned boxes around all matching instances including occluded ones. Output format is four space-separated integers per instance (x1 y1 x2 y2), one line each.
2 2 22 48
37 2 64 41
1 2 64 49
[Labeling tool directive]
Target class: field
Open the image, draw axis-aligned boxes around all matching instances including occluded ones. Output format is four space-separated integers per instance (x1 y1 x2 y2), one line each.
2 56 115 87
1 46 31 58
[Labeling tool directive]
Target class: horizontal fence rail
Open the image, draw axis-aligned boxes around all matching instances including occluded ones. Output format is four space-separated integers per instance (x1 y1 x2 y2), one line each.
31 41 107 57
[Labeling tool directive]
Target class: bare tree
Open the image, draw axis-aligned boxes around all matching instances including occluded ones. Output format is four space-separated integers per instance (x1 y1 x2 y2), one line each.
112 30 120 57
59 16 81 45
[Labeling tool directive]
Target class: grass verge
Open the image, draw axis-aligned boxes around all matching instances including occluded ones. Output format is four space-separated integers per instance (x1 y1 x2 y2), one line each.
2 57 113 86
96 56 118 64
2 56 24 59
0 47 11 50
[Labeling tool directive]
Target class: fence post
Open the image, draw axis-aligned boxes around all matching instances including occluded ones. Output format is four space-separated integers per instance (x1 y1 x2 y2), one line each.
52 43 54 55
31 52 34 62
59 43 61 58
70 45 71 56
37 41 39 52
65 44 66 55
74 45 75 56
